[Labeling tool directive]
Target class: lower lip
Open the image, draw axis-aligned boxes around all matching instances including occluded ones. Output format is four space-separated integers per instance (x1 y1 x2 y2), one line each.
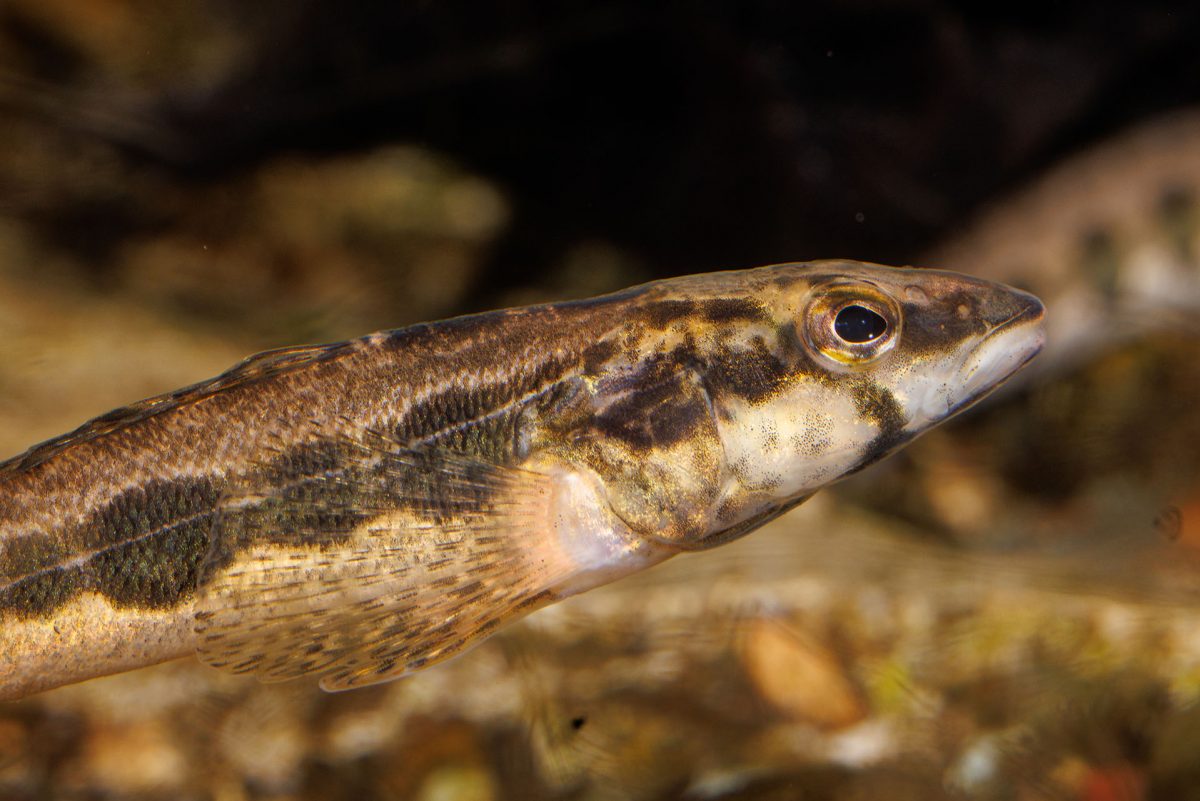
954 321 1046 412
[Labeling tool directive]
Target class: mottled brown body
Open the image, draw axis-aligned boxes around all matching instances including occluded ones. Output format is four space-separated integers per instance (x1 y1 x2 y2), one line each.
0 287 624 696
0 261 1044 699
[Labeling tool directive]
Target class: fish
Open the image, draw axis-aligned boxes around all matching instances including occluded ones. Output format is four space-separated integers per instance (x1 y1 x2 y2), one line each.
926 108 1200 374
0 260 1044 700
851 110 1200 552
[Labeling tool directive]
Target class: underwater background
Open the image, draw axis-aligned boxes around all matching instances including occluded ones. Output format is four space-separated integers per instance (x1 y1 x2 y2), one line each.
3 2 1200 799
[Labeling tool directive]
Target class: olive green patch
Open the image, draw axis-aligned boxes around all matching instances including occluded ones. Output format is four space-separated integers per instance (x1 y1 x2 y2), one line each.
0 532 72 582
91 518 213 609
0 476 223 618
0 565 86 618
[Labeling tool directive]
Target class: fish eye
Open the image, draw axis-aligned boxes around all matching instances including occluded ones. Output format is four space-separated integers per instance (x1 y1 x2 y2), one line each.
802 282 900 367
833 304 888 343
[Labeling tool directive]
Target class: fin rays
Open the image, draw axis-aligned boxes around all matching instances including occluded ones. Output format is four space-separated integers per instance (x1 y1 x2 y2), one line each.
195 429 577 690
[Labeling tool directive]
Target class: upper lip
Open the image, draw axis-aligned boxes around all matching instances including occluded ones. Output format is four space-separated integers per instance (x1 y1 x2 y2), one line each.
989 290 1046 332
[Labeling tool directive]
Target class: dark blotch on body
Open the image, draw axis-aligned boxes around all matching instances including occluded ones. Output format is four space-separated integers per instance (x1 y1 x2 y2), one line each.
1 477 221 582
852 380 907 466
82 478 222 553
91 517 213 608
704 336 793 404
701 298 769 324
205 438 375 566
1 476 223 618
0 565 86 619
592 349 710 450
641 299 696 329
582 340 620 375
0 531 71 582
595 388 709 451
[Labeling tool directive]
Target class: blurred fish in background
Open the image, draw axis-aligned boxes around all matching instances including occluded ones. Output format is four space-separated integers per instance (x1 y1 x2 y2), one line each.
4 2 1200 800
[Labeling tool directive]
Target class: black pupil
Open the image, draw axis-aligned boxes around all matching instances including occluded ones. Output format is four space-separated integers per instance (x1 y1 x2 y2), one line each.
833 305 887 343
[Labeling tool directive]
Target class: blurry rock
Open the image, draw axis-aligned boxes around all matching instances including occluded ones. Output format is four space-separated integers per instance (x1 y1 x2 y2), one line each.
0 717 35 795
118 146 508 343
911 432 1005 538
377 719 496 801
0 264 250 460
414 762 497 801
739 619 866 731
1079 763 1146 801
2 0 246 92
68 719 188 798
214 683 313 795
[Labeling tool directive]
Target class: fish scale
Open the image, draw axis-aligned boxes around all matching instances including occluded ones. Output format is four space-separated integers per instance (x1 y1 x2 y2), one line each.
0 260 1044 699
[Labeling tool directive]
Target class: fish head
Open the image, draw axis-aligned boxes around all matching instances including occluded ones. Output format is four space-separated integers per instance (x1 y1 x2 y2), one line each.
631 260 1046 548
785 259 1048 445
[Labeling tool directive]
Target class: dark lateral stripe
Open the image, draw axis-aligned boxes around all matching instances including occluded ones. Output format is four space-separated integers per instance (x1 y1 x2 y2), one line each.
1 475 222 618
394 349 576 446
899 294 988 356
1 339 574 616
0 513 215 618
206 416 553 580
1 357 584 620
1 476 222 582
638 297 769 330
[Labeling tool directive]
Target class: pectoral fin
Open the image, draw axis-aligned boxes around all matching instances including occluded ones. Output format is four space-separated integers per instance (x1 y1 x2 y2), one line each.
194 432 578 691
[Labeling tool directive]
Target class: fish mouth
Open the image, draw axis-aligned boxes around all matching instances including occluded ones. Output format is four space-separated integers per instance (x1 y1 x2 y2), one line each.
950 291 1046 415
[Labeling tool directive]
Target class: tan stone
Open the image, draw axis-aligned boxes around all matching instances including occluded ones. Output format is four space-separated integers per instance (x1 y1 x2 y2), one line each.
739 618 866 730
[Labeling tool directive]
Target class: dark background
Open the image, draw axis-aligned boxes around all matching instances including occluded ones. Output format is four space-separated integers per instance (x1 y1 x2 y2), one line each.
4 0 1199 308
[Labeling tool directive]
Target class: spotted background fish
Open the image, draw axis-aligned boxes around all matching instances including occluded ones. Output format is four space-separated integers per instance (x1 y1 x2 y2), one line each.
872 110 1200 553
0 260 1044 700
927 109 1200 373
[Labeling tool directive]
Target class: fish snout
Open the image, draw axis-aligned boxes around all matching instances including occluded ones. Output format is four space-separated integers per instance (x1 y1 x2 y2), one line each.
983 285 1046 332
